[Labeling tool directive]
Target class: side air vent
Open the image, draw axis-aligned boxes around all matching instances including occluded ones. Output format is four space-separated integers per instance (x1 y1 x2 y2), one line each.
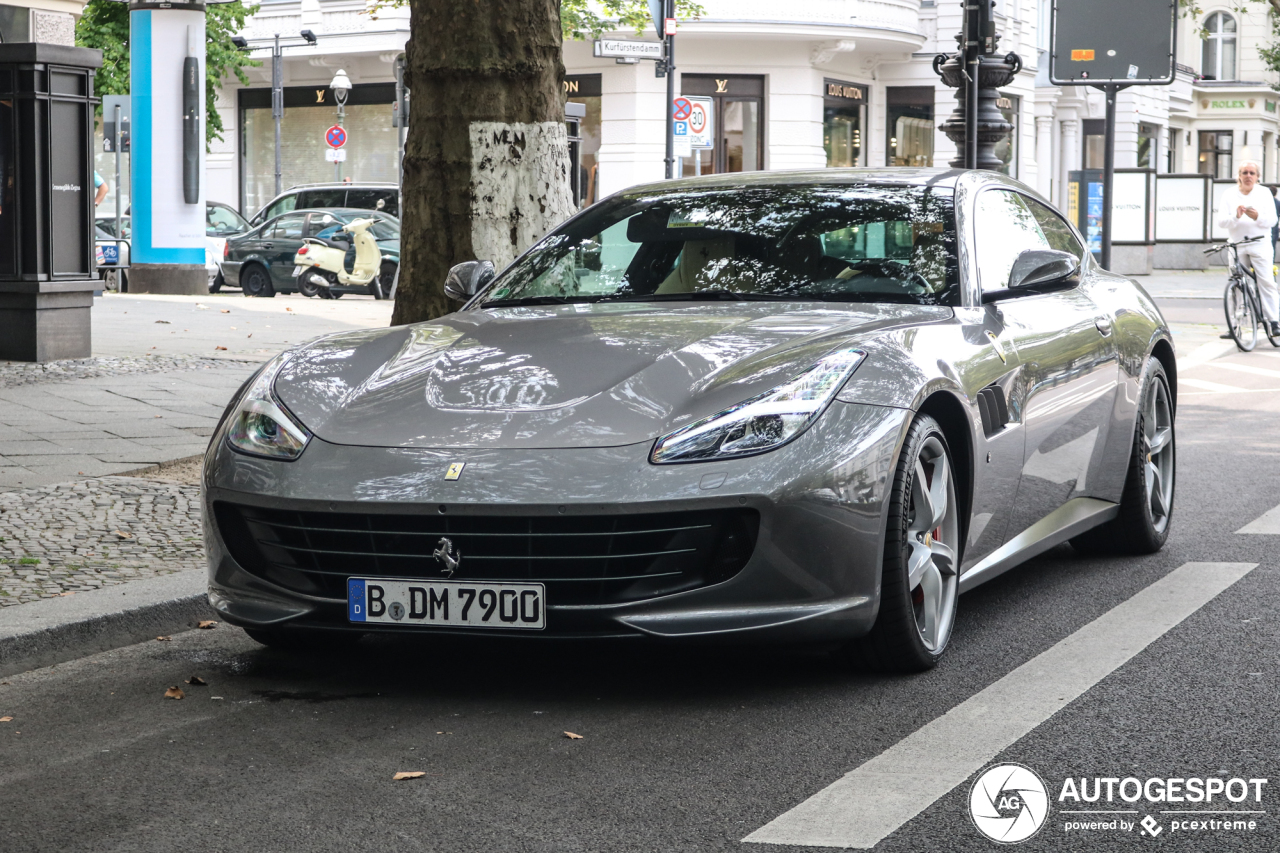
976 384 1010 438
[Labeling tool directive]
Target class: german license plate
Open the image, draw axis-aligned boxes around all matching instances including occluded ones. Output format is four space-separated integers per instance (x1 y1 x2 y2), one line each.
347 578 545 630
291 265 305 276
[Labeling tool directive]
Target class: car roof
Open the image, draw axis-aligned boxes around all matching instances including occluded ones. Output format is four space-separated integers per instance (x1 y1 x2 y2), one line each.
622 167 970 197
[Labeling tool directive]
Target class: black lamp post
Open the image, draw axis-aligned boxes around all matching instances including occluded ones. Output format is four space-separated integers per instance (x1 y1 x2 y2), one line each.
933 0 1021 170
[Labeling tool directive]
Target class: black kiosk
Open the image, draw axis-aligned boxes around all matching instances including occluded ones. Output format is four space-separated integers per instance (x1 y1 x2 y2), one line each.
0 43 102 362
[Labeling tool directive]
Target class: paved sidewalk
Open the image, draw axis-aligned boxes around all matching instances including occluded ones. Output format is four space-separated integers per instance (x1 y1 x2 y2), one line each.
0 292 393 492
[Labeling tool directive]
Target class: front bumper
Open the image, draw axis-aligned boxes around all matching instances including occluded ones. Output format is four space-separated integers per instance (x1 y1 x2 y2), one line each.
203 401 910 642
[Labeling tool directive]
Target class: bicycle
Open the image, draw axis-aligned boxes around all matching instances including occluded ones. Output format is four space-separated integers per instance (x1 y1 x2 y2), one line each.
1208 235 1280 352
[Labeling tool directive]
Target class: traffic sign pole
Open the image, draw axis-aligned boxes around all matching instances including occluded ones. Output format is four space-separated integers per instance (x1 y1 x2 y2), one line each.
663 0 676 179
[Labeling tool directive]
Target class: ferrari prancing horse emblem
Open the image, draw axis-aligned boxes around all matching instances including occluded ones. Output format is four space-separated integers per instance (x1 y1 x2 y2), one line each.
445 462 465 480
433 537 461 577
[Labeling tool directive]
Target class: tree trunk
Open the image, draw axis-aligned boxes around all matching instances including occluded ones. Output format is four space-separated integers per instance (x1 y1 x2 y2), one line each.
392 0 574 326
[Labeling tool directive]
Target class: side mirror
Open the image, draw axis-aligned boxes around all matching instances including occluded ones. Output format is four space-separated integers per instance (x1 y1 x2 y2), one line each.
983 250 1080 303
444 260 496 301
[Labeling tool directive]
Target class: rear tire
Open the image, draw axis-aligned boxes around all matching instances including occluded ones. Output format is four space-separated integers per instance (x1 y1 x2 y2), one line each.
297 273 324 298
1224 278 1257 352
1070 357 1175 555
209 271 224 294
843 413 960 673
241 264 275 299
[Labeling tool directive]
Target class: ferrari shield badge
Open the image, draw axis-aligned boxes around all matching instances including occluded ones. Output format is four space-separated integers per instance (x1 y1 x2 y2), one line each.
445 462 466 481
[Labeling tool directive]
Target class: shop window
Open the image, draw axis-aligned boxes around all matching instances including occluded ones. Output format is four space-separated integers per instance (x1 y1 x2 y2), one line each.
565 74 601 206
994 94 1019 178
1199 130 1233 180
886 87 934 167
1137 123 1157 169
1083 119 1105 170
241 87 399 217
1201 13 1237 81
823 79 866 168
679 75 765 176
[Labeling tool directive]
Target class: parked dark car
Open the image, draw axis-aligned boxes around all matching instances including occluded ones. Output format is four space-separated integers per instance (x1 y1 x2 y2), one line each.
222 208 400 299
248 183 400 228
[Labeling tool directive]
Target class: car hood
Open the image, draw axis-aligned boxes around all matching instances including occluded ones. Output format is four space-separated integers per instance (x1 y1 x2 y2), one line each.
274 301 949 449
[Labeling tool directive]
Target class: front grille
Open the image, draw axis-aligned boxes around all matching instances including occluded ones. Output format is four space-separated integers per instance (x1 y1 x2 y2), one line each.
214 502 759 606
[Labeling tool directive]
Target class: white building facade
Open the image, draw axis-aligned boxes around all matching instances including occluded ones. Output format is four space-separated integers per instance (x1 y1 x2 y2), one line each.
209 0 1280 268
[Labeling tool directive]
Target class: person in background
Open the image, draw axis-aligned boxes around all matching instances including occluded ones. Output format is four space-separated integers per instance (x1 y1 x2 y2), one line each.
1271 185 1280 253
1218 160 1280 337
94 171 109 207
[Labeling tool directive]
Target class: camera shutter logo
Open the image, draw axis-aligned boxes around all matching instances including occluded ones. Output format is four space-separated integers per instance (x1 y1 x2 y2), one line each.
968 763 1050 844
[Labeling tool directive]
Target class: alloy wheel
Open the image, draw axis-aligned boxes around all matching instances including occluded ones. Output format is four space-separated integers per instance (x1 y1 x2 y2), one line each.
1142 375 1175 534
906 436 959 652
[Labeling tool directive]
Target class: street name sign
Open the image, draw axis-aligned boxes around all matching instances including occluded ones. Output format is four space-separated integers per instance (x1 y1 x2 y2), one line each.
593 39 665 60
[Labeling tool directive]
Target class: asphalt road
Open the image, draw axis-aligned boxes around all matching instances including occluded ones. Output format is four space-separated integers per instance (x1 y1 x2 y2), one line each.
1 304 1278 852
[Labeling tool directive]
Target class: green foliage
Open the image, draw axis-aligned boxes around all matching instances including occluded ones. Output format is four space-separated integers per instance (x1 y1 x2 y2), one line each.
364 0 705 40
75 0 261 147
560 0 706 41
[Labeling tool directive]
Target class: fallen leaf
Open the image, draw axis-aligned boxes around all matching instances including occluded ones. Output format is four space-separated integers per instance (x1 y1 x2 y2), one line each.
393 771 425 781
156 636 171 642
114 530 133 539
154 415 162 418
155 320 171 325
55 591 75 597
564 732 584 740
220 309 230 314
198 620 218 629
247 333 253 338
229 326 237 330
0 717 12 723
215 346 227 351
286 307 293 312
164 686 184 700
185 676 207 686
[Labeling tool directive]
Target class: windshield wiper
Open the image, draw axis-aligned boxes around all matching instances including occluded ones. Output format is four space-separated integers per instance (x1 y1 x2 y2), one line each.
598 290 791 303
481 295 579 308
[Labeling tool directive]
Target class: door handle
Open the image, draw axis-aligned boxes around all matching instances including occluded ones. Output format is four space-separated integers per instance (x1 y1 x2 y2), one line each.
1094 316 1113 336
262 242 274 250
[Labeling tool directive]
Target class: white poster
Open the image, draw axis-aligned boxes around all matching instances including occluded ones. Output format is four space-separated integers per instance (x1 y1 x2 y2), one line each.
1111 172 1149 243
1155 177 1207 242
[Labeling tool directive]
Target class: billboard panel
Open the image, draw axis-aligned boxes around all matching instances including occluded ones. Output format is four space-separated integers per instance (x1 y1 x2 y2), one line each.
1050 0 1176 85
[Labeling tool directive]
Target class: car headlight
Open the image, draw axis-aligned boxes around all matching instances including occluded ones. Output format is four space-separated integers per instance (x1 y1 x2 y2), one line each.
650 349 866 464
225 353 311 460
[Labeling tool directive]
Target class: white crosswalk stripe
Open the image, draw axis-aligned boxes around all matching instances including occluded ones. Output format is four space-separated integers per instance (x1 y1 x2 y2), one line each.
1179 377 1252 393
742 562 1258 849
1237 502 1280 534
1205 361 1280 380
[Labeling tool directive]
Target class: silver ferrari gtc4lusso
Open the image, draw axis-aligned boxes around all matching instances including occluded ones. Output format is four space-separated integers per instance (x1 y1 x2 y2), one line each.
203 168 1175 672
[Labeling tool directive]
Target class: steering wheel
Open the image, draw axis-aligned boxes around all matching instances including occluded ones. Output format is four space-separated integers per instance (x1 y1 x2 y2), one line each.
841 259 931 293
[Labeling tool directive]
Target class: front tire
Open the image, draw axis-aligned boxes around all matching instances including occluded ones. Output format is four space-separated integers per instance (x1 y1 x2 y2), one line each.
209 271 224 294
844 414 960 673
372 261 396 300
1224 278 1257 352
1071 357 1175 555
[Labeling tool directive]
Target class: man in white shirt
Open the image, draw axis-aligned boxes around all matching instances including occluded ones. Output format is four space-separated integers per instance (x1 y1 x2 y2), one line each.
1217 160 1280 336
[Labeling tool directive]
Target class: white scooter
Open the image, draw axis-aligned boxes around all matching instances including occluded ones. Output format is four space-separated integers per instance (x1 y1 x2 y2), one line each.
292 218 388 299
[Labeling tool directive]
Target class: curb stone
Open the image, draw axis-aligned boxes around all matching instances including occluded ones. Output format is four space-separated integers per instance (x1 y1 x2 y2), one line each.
0 569 212 677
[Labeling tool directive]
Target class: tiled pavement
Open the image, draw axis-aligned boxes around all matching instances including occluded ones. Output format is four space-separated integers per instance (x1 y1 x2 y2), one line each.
0 364 256 491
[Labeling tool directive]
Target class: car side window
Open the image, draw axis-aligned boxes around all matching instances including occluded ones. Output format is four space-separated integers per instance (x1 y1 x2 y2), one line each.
974 189 1050 293
347 190 398 216
265 195 298 221
270 214 306 240
297 190 346 209
305 212 340 237
1024 197 1085 259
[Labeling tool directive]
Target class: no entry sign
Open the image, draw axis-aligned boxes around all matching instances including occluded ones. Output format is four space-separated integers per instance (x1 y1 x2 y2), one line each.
326 125 348 149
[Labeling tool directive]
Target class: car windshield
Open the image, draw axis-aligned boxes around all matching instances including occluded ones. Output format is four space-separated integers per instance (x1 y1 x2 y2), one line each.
478 184 959 307
207 204 249 236
370 215 400 241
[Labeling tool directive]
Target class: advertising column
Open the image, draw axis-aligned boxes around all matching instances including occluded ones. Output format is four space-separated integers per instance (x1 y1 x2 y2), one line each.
128 0 207 294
